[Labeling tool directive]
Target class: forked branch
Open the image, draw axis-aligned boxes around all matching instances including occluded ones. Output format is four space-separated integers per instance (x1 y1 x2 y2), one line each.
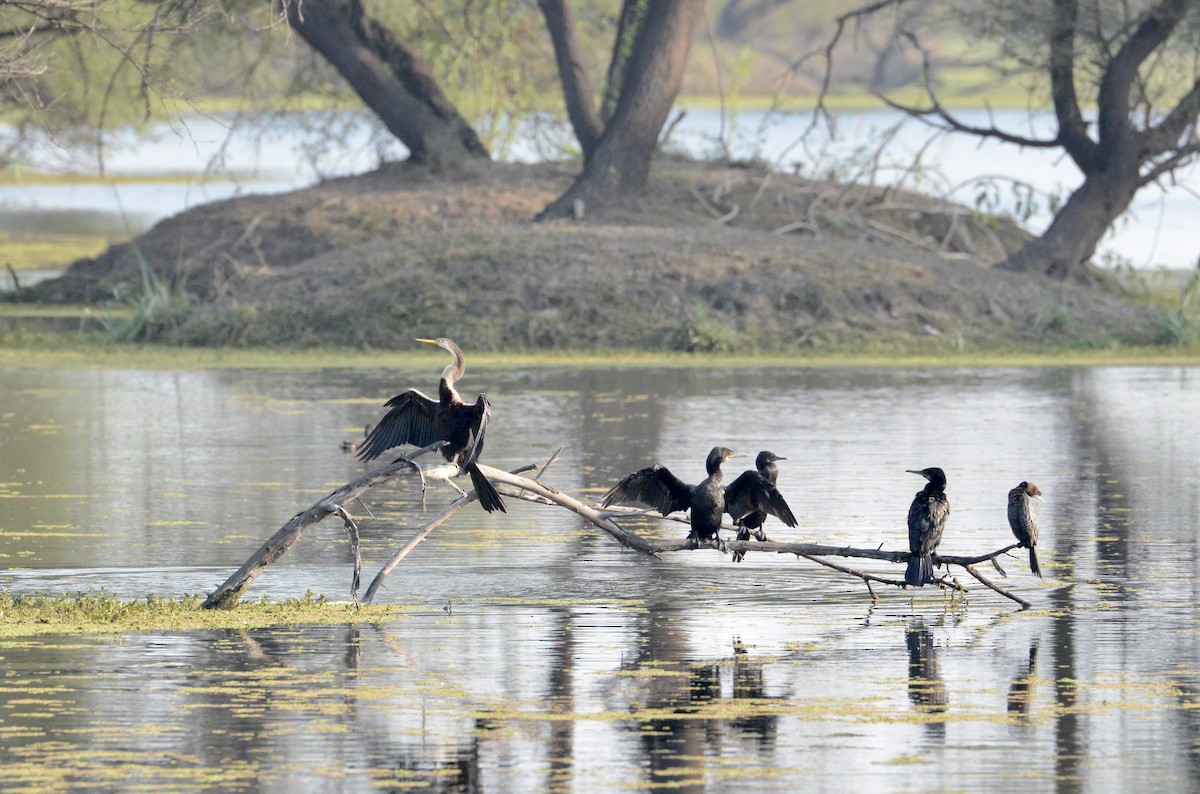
206 454 1037 610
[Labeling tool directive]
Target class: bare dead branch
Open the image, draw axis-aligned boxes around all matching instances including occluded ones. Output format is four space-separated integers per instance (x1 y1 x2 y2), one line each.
201 441 448 609
962 564 1033 609
210 450 1037 610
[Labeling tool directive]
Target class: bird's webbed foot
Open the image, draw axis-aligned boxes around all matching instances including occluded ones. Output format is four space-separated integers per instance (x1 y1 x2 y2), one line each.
753 528 767 543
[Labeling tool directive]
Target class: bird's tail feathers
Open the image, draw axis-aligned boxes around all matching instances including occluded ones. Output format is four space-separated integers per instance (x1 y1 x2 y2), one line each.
905 554 933 587
468 463 507 514
1029 547 1042 578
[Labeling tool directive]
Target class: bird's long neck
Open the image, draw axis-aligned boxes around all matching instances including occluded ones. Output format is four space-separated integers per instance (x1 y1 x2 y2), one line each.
759 461 779 483
438 344 466 405
438 378 462 405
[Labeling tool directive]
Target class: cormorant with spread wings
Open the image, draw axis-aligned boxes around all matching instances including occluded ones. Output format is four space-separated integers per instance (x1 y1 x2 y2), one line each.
602 446 795 551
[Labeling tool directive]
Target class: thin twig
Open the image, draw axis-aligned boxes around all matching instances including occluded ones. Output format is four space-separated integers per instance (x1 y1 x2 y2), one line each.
962 564 1032 609
332 505 362 607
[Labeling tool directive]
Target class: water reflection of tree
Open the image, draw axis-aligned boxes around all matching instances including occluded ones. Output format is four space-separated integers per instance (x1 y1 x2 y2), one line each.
905 618 948 742
202 625 485 792
1064 368 1200 788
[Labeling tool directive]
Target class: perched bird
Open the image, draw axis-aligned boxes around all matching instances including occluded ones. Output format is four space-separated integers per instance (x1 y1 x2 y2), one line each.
727 451 797 563
905 467 950 587
356 337 506 513
341 424 371 453
602 446 739 547
1007 481 1045 577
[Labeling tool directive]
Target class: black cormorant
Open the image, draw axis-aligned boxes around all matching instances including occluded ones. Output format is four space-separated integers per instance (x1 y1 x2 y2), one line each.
602 446 739 547
727 451 797 563
1007 481 1044 577
905 467 949 587
356 338 506 513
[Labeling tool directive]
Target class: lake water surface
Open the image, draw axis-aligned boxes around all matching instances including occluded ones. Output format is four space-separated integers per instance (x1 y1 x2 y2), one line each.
1 363 1199 791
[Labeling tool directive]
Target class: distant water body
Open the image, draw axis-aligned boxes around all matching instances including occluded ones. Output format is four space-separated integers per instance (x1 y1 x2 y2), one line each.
1 107 1195 270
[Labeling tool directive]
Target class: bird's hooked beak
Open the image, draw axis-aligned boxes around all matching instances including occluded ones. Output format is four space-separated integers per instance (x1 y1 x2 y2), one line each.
1033 493 1046 503
905 468 928 480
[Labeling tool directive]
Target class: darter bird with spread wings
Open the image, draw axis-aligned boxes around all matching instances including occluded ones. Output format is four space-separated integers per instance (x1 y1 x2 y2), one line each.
356 338 506 513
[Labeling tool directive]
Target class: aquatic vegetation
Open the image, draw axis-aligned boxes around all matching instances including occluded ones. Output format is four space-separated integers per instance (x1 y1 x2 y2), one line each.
0 590 411 638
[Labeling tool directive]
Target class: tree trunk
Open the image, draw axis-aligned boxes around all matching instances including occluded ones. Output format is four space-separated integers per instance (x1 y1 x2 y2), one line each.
999 165 1140 279
539 0 605 159
278 0 489 168
538 0 704 220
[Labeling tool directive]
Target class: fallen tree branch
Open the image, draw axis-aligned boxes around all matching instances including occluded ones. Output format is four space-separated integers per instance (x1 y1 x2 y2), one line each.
206 450 1036 609
201 443 446 610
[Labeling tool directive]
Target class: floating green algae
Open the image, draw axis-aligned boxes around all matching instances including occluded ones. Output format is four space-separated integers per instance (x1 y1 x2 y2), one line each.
0 590 414 638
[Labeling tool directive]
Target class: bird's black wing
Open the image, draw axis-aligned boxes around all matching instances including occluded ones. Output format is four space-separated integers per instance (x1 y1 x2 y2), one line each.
457 393 492 472
601 464 693 516
356 389 440 462
725 471 798 527
908 492 949 555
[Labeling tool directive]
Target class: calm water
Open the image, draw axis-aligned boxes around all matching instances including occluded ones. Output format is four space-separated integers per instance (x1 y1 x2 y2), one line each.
2 364 1200 791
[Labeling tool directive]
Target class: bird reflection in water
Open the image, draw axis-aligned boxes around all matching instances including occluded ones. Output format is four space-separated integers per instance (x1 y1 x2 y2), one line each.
629 623 782 792
906 618 949 741
729 639 779 746
1007 641 1040 719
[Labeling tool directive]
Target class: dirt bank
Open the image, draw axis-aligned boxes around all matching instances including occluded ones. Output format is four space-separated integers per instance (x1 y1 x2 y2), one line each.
14 159 1165 352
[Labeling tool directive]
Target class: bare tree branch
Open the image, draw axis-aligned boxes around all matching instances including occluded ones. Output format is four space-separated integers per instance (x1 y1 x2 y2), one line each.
1097 0 1193 150
876 31 1061 150
1144 76 1200 157
1049 0 1099 169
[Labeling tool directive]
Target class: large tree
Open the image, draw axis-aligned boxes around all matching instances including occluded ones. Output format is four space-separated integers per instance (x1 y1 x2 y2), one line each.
275 0 703 214
537 0 705 218
827 0 1200 280
276 0 489 168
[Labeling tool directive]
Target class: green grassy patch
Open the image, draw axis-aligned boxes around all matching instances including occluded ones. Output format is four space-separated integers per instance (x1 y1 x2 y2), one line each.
0 233 111 271
0 590 412 638
0 168 266 187
1 335 1199 370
